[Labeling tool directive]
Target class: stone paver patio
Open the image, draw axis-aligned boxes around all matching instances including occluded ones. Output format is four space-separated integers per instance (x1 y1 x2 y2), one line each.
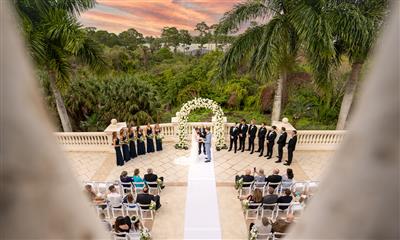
65 141 334 184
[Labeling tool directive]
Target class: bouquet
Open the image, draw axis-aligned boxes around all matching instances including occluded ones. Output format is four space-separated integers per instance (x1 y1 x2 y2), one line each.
138 136 144 142
235 178 244 190
156 134 164 140
139 228 151 240
156 178 163 187
147 134 154 139
121 138 128 145
242 199 250 209
149 200 157 210
249 225 258 240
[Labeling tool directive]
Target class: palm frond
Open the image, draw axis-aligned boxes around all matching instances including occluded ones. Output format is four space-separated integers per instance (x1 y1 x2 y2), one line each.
217 0 270 34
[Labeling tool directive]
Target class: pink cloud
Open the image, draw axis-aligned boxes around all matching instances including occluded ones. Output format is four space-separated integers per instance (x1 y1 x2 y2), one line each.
79 0 239 36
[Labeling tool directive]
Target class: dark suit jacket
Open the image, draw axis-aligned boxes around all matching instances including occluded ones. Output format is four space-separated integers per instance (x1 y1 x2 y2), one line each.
267 130 277 143
277 195 293 209
120 176 133 188
136 193 155 206
241 175 255 187
266 174 282 185
239 124 248 137
229 126 239 140
262 194 278 205
144 173 158 187
248 125 257 138
288 135 297 151
277 132 287 146
258 127 267 139
199 128 206 139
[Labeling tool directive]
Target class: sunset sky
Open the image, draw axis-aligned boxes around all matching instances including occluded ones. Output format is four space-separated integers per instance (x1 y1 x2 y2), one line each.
79 0 240 36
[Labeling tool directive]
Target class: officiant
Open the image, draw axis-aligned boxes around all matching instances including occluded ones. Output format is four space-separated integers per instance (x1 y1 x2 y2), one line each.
198 126 206 155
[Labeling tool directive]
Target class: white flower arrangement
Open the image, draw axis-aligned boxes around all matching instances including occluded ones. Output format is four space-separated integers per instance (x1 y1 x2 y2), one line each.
249 225 258 240
139 228 151 240
176 98 226 150
149 200 156 210
242 199 250 209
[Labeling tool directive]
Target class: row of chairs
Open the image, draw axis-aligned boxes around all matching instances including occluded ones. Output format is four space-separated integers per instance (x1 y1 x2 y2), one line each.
94 202 155 221
245 203 304 221
255 232 286 240
84 180 162 196
239 180 320 198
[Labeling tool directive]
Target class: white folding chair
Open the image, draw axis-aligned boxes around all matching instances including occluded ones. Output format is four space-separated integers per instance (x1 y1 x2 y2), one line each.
266 182 281 195
239 181 254 198
112 232 128 240
274 203 291 220
123 203 139 217
119 181 134 194
307 180 320 195
146 181 161 195
272 232 286 239
257 232 272 239
94 202 110 218
288 202 304 216
138 203 154 220
133 182 145 194
109 203 124 218
261 203 277 219
127 232 140 240
245 203 262 220
291 181 307 195
253 181 268 193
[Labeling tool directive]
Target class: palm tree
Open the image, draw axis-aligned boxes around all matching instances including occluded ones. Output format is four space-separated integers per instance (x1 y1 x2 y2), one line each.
290 0 388 129
217 0 300 121
14 0 105 131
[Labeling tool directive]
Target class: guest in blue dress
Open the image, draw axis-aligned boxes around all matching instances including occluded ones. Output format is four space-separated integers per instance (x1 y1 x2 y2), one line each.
145 123 155 153
136 127 146 155
120 128 130 162
133 168 145 188
155 124 163 151
112 132 124 166
128 127 137 159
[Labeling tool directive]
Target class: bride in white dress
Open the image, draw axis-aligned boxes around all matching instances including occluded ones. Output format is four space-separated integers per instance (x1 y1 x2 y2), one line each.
174 128 200 165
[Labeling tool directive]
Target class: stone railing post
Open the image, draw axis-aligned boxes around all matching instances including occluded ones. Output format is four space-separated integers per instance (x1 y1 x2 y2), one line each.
104 119 127 153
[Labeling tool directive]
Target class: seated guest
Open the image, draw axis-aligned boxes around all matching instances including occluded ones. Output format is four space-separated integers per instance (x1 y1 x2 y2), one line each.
144 168 165 189
266 168 282 188
235 169 255 187
262 187 278 207
99 213 112 232
106 185 122 208
254 168 266 182
249 217 272 234
136 186 161 210
123 193 136 205
281 168 294 189
120 171 133 189
114 216 131 235
84 184 105 204
130 216 143 232
272 214 294 233
239 189 263 209
132 169 145 188
277 189 293 209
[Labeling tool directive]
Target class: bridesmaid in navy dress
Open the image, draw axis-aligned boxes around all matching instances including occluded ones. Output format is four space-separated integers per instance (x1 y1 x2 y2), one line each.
128 127 137 159
145 123 155 153
155 123 163 151
120 128 130 162
112 132 124 166
137 127 146 155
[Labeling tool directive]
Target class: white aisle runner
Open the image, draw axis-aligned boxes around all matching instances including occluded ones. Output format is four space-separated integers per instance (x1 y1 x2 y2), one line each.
183 151 221 239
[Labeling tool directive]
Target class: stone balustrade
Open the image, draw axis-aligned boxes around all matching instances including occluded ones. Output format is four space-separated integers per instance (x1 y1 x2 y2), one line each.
54 122 346 151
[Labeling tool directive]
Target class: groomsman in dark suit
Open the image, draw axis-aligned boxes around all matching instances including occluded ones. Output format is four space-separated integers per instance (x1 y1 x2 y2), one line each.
228 123 239 153
238 119 248 152
275 127 287 163
247 119 257 154
265 126 277 159
256 122 267 157
198 126 206 155
284 130 297 166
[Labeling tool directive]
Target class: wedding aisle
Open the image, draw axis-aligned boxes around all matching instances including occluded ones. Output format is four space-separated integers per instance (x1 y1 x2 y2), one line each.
183 152 221 239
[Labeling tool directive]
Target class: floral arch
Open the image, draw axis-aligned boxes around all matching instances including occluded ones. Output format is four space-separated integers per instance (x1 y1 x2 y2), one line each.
175 98 226 150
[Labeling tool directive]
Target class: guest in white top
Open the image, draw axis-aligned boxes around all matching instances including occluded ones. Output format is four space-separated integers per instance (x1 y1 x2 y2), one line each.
249 217 272 234
107 185 122 208
281 168 295 189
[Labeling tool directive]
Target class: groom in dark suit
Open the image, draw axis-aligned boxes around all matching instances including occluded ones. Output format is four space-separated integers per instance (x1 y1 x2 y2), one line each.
285 130 297 166
238 119 248 152
198 126 206 155
265 126 277 159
